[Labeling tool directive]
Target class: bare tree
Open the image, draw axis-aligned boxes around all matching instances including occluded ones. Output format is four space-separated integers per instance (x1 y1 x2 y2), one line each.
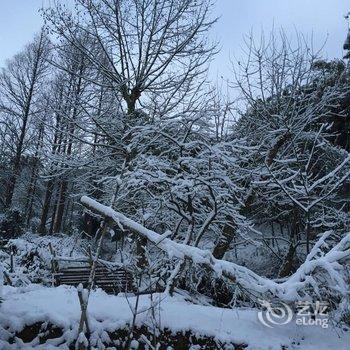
44 0 216 119
0 31 50 208
211 30 350 275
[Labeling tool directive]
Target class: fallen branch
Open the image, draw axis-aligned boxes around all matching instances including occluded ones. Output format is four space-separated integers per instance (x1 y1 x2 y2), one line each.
81 196 350 302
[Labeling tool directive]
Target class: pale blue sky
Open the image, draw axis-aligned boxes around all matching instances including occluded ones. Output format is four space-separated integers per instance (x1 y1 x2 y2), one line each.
0 0 349 77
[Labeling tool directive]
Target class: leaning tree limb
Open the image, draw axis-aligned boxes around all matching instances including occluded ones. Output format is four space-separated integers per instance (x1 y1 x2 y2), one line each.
81 196 350 302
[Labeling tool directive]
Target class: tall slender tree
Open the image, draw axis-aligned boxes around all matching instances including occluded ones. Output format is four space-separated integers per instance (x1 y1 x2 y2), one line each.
0 31 50 208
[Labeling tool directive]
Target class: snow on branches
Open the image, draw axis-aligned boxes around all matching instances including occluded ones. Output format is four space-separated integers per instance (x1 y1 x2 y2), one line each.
81 196 350 302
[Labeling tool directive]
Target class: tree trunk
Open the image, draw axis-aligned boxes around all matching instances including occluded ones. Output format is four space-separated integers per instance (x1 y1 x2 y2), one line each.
278 243 297 277
212 222 236 259
52 60 84 233
38 179 55 234
49 190 59 234
53 181 68 233
25 124 44 225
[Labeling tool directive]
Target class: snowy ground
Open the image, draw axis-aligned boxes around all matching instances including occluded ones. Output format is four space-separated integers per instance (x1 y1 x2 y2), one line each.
0 284 349 349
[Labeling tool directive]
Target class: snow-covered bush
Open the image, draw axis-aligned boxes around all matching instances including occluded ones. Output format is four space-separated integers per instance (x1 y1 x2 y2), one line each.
0 232 90 286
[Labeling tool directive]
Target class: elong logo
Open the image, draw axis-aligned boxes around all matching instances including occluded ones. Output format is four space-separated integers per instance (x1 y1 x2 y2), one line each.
257 299 293 328
257 299 329 328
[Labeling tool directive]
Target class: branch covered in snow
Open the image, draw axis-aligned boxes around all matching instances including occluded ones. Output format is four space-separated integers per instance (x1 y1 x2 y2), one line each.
81 196 350 302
